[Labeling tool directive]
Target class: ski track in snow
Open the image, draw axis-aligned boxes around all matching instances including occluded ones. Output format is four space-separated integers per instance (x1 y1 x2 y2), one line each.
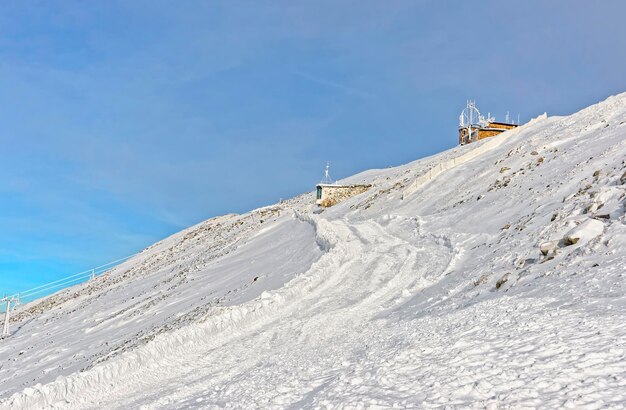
79 216 456 409
2 92 626 409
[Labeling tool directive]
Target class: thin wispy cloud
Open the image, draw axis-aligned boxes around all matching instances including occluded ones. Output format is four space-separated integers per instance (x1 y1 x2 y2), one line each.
293 70 374 100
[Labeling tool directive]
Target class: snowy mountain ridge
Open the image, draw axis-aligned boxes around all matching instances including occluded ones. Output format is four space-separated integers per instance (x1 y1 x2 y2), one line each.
1 92 626 409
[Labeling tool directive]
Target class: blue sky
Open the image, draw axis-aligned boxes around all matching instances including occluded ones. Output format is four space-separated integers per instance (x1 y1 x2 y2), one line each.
1 1 625 295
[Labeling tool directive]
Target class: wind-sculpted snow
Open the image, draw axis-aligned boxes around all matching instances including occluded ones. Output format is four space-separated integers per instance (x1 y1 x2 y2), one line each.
2 93 626 409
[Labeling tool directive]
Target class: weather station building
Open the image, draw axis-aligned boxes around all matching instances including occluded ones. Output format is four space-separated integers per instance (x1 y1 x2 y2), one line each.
316 163 371 207
458 101 518 145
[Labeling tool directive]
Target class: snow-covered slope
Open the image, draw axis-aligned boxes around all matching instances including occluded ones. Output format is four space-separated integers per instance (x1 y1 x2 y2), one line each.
2 93 626 409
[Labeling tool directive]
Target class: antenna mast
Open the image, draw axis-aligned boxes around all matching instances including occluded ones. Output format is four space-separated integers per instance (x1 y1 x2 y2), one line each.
321 161 334 184
460 100 483 144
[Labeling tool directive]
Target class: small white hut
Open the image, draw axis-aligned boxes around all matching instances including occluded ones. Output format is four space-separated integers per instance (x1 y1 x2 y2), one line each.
315 162 371 207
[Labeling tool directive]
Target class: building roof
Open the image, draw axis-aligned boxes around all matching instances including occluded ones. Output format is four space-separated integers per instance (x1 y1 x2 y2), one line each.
488 121 518 127
316 183 371 188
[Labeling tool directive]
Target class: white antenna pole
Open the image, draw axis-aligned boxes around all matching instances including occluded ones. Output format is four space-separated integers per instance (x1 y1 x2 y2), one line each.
517 113 520 125
469 100 472 143
321 161 333 184
460 100 484 144
2 299 10 338
505 111 510 123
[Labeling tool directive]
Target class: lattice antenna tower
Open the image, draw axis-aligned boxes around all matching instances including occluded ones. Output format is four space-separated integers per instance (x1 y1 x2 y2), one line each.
459 100 488 128
321 161 334 184
459 100 488 143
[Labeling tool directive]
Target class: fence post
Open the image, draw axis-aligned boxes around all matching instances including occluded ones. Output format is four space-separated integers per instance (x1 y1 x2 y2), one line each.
2 299 10 338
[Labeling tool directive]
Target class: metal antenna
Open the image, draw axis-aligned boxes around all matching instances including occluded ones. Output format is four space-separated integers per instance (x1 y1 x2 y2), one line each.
321 161 334 184
460 100 483 143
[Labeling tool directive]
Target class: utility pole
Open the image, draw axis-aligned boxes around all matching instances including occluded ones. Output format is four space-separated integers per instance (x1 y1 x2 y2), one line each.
2 297 11 338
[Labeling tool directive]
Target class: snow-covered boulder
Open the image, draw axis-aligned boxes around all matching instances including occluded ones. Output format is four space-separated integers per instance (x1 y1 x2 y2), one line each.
563 219 605 246
539 240 559 256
